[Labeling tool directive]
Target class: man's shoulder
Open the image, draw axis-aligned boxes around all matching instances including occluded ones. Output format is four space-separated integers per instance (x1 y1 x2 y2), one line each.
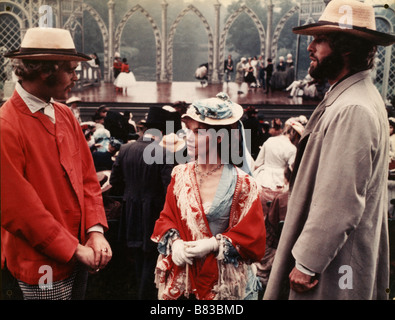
0 92 24 124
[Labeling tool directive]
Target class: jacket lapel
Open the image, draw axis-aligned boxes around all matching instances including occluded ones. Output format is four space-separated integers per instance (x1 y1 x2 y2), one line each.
12 90 56 136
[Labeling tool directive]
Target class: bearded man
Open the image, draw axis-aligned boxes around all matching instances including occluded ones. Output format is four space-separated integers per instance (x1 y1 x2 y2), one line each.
263 0 395 300
1 28 111 300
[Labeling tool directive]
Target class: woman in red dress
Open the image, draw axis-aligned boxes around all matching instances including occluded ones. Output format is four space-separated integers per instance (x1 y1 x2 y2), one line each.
151 92 266 300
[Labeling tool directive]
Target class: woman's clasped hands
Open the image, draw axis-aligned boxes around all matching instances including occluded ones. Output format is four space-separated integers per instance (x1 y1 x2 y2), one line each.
171 237 219 267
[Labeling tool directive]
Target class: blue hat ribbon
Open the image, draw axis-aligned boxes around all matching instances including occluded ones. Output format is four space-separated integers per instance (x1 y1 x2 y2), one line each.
192 92 233 121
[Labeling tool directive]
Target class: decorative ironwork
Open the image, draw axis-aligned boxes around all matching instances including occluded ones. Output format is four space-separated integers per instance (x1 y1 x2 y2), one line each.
373 5 395 100
114 4 162 82
167 4 214 82
271 5 299 63
64 2 109 82
1 0 393 94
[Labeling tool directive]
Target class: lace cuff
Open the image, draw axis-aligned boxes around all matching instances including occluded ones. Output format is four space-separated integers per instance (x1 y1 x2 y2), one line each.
216 235 241 267
157 229 180 256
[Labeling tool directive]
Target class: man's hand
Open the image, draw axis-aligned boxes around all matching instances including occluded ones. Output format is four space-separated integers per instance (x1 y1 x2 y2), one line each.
85 232 112 272
289 266 319 293
74 244 96 270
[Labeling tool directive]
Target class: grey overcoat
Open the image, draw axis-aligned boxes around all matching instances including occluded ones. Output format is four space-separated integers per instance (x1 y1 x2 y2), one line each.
263 70 390 300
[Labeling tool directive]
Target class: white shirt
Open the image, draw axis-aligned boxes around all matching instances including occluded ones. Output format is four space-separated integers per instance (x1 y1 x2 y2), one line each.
16 82 56 123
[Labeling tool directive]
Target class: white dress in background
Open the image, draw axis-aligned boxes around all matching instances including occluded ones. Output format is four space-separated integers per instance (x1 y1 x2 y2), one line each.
114 63 136 89
253 134 296 190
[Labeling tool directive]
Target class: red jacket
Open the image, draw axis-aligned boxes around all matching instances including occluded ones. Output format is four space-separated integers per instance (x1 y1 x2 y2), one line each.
113 60 122 71
120 63 129 73
1 91 108 284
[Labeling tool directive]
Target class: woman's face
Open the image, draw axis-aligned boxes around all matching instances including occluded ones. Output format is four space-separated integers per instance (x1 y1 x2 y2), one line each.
184 119 220 163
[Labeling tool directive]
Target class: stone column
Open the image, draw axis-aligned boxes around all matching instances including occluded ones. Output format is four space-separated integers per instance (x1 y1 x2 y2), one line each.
212 1 221 83
160 0 168 82
265 0 273 62
107 0 115 82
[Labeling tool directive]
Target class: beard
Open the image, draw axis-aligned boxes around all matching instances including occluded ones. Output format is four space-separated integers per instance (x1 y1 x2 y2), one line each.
308 50 345 81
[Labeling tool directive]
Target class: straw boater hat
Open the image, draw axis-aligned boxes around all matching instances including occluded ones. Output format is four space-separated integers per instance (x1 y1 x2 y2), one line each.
4 27 91 61
292 0 395 46
182 92 243 126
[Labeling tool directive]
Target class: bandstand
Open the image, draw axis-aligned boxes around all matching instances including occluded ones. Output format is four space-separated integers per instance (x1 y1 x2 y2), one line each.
1 0 394 105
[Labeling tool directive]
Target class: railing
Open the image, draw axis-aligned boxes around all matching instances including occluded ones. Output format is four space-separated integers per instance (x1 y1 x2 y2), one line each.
73 61 101 91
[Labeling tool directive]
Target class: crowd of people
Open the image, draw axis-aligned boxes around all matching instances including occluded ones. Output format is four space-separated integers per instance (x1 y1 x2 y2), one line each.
229 53 296 95
70 96 312 300
1 0 395 302
225 52 332 102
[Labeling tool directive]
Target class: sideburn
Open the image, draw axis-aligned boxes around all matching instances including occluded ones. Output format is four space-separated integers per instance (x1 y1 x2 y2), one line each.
44 61 67 87
44 73 58 87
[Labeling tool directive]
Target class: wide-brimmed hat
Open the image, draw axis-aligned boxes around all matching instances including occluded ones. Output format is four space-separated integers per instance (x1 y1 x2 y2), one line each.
4 27 91 61
292 0 395 46
182 92 243 126
159 133 186 153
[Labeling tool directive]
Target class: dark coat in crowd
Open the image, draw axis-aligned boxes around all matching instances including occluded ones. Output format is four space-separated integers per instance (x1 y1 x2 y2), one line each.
110 136 173 252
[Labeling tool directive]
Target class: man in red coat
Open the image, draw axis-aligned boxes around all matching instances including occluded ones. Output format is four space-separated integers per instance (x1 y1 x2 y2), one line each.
1 28 112 300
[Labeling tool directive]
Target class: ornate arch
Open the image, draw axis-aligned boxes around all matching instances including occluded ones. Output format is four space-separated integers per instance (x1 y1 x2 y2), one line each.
271 5 299 62
0 1 30 31
64 3 109 81
0 1 29 84
167 4 214 82
219 5 266 79
373 4 395 32
114 4 162 81
63 14 82 38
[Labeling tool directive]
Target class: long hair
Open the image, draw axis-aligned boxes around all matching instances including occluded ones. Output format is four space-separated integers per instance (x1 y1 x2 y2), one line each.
326 32 377 74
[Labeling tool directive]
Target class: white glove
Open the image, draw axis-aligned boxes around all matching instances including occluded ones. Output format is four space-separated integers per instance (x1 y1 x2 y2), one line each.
185 237 219 259
171 239 193 267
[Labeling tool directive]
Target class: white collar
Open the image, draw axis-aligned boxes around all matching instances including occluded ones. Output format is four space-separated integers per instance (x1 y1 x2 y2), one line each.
16 81 55 114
